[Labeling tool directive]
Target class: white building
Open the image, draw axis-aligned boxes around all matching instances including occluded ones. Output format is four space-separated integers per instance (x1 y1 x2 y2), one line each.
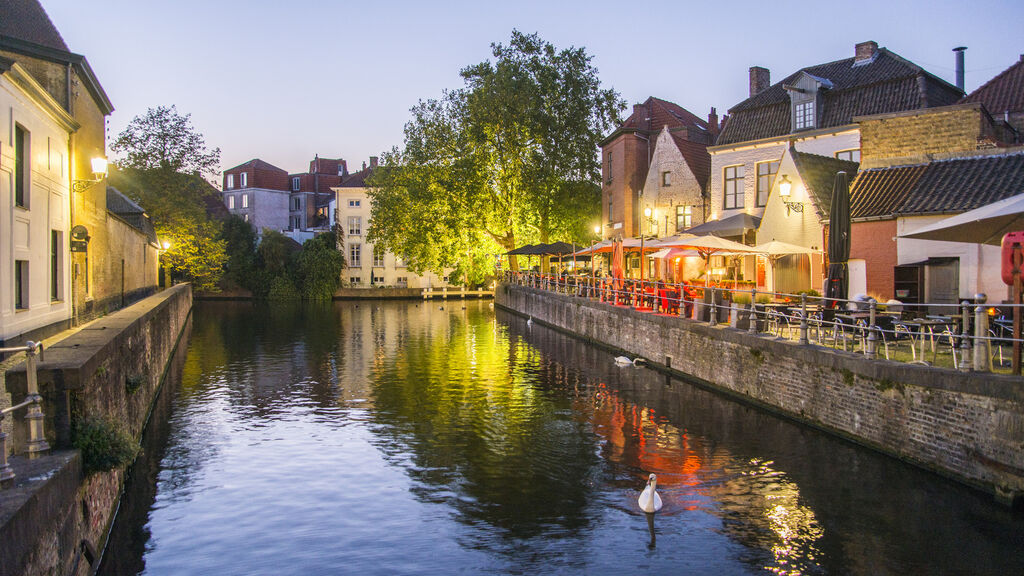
1 59 74 345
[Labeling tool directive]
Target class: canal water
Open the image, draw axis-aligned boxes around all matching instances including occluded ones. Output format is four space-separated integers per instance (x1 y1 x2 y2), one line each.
100 300 1023 575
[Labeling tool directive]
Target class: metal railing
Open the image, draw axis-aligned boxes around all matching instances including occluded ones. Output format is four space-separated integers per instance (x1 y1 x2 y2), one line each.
503 271 1024 374
1 341 50 486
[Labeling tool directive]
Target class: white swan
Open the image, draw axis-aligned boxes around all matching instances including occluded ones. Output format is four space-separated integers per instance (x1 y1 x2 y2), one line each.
526 317 533 328
638 473 663 513
614 356 644 366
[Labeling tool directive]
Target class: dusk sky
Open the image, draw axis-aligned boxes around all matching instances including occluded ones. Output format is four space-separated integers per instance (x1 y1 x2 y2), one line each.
43 0 1024 177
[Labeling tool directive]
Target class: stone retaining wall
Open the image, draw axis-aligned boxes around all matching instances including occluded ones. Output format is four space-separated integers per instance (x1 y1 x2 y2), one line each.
497 283 1024 505
1 284 193 576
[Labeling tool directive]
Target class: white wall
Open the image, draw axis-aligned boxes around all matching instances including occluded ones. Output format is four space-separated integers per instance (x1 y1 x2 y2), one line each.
897 215 1006 302
0 74 73 341
639 127 704 236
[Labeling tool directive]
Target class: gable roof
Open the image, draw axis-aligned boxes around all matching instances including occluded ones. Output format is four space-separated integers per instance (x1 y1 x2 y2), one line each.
669 133 711 189
106 186 157 244
338 166 374 188
850 150 1024 219
790 150 860 219
718 48 963 145
960 56 1024 114
224 158 288 173
0 0 68 52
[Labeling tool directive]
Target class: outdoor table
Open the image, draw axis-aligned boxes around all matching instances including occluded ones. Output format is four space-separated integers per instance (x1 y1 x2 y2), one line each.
903 317 955 362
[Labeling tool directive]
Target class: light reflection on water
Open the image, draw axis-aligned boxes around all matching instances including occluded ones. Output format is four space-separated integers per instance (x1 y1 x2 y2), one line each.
99 301 1024 576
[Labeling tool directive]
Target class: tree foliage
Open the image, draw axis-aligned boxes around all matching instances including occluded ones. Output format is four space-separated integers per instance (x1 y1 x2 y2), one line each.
111 105 221 178
368 31 623 278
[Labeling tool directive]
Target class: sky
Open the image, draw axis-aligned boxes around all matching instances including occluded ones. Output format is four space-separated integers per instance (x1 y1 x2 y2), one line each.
41 0 1024 176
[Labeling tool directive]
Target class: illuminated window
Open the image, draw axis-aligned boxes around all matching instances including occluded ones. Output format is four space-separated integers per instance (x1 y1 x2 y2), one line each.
723 165 745 210
756 161 779 207
676 205 692 230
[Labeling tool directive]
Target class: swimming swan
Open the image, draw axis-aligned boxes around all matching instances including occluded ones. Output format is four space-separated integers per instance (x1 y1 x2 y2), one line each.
638 473 663 513
614 356 644 366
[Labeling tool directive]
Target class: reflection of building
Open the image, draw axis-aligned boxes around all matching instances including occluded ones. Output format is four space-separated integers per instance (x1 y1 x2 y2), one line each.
600 97 719 239
333 158 450 288
1 0 157 345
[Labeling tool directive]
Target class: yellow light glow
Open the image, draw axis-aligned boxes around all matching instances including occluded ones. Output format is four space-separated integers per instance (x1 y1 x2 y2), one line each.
91 157 108 177
161 240 171 250
779 175 792 198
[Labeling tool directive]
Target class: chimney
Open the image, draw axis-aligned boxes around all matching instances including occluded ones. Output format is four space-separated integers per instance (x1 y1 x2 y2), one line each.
953 46 967 92
749 67 770 98
707 107 719 138
362 161 366 171
855 41 878 63
369 156 378 169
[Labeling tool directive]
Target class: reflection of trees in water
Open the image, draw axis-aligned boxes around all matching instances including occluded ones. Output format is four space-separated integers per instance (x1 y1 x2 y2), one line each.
365 306 603 546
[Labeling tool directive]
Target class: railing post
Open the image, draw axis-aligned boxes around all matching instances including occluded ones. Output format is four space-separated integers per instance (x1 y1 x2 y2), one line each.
0 412 12 483
973 294 989 372
865 299 878 358
748 288 758 334
959 300 972 372
709 287 717 326
24 341 49 456
799 293 810 345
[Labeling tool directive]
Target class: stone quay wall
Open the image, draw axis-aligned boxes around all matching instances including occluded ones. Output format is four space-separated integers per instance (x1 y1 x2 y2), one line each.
1 284 193 576
497 283 1024 505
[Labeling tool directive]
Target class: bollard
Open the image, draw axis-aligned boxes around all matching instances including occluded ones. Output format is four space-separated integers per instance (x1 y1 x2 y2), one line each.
24 341 49 456
799 293 810 345
865 299 877 358
748 288 758 334
709 287 717 326
0 413 12 483
973 294 989 372
959 301 972 372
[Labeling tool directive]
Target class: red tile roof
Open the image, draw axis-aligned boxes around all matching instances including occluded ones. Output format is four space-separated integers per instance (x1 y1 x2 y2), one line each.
224 158 288 174
960 56 1024 114
338 166 374 188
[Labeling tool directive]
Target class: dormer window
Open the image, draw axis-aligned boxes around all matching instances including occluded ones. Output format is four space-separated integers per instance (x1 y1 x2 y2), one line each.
794 101 815 130
785 71 831 133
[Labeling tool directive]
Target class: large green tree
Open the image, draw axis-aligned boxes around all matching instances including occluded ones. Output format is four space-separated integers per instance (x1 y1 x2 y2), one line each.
368 31 623 280
109 106 227 291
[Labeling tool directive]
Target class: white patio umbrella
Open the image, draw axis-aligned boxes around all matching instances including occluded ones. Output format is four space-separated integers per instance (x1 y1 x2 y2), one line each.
752 240 823 293
656 235 759 285
899 192 1024 245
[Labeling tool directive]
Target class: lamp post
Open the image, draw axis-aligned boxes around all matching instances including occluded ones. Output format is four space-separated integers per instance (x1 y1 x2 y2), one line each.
160 240 172 288
591 225 601 278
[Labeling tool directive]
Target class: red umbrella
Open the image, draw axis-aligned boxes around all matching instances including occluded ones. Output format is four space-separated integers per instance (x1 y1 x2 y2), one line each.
611 240 625 281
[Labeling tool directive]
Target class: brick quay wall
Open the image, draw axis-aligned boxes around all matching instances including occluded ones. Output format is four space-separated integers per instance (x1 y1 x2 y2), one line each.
1 284 193 576
497 283 1024 506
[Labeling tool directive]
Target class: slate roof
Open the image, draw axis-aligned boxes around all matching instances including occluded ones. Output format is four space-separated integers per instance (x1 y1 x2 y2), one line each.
718 48 963 145
0 0 68 51
790 149 859 219
850 151 1024 219
960 56 1024 114
338 166 374 188
224 158 287 173
106 186 157 244
670 133 711 190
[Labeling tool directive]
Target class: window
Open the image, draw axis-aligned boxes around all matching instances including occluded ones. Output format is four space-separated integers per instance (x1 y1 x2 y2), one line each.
15 260 28 310
372 274 385 284
15 125 27 208
349 243 361 267
292 177 301 191
662 171 671 186
291 216 301 229
607 200 613 221
227 174 234 189
794 101 815 130
676 205 692 230
348 216 361 236
292 197 301 210
723 165 745 210
242 193 249 208
835 149 861 162
396 256 406 268
241 172 248 187
605 151 613 183
396 276 408 287
373 249 385 267
350 276 361 285
228 195 235 209
348 199 361 208
51 231 62 301
756 161 779 207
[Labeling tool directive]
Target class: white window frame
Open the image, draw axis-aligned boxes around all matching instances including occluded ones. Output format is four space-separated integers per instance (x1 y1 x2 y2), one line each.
349 243 362 267
242 193 249 208
292 176 301 191
241 172 248 188
795 101 815 130
676 205 692 230
348 216 361 236
723 165 745 210
228 195 235 209
756 160 779 207
226 173 235 189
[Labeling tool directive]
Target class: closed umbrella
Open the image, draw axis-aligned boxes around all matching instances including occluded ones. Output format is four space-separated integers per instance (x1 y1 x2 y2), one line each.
611 239 625 283
825 171 851 304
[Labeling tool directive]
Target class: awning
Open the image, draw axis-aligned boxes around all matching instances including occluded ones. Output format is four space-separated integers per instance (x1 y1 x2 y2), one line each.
683 213 761 237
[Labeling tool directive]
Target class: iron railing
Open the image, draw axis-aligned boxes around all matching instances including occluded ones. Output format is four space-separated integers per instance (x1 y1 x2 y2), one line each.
0 341 50 486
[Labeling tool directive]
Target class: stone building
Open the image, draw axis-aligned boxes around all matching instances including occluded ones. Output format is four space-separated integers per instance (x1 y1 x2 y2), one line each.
0 0 157 346
599 97 718 239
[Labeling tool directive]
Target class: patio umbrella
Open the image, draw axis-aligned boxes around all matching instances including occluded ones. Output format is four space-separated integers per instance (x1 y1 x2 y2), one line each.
656 235 759 286
825 171 852 304
611 239 625 282
752 240 824 293
899 192 1024 246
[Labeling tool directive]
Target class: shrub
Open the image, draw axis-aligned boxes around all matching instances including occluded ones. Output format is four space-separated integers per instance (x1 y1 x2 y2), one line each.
73 417 139 474
267 276 300 300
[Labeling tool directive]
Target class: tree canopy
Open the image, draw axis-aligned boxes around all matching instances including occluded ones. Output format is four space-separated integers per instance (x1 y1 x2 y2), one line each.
111 105 221 178
368 31 623 280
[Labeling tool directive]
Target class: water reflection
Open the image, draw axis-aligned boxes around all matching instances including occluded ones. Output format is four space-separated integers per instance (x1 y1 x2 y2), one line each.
99 301 1024 576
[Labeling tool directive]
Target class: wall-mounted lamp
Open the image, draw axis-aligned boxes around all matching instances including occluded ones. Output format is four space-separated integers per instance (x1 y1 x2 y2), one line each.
161 240 171 251
777 175 804 215
72 157 108 193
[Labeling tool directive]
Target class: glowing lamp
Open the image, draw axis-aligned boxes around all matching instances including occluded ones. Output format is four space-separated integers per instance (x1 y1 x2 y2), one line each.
91 156 108 177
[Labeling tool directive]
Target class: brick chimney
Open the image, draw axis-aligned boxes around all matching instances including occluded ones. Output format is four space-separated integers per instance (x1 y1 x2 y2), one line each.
749 67 770 98
707 107 719 138
855 41 878 63
369 156 378 169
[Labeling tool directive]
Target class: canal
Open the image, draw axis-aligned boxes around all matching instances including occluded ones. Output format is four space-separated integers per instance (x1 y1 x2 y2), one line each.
99 300 1023 575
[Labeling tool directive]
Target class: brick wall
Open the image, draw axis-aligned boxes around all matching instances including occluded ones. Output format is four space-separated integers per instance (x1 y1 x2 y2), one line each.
497 283 1024 505
602 133 648 237
850 219 898 299
858 104 996 168
641 127 705 234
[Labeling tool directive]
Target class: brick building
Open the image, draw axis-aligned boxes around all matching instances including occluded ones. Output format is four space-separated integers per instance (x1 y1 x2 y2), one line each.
222 158 290 233
599 97 718 239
